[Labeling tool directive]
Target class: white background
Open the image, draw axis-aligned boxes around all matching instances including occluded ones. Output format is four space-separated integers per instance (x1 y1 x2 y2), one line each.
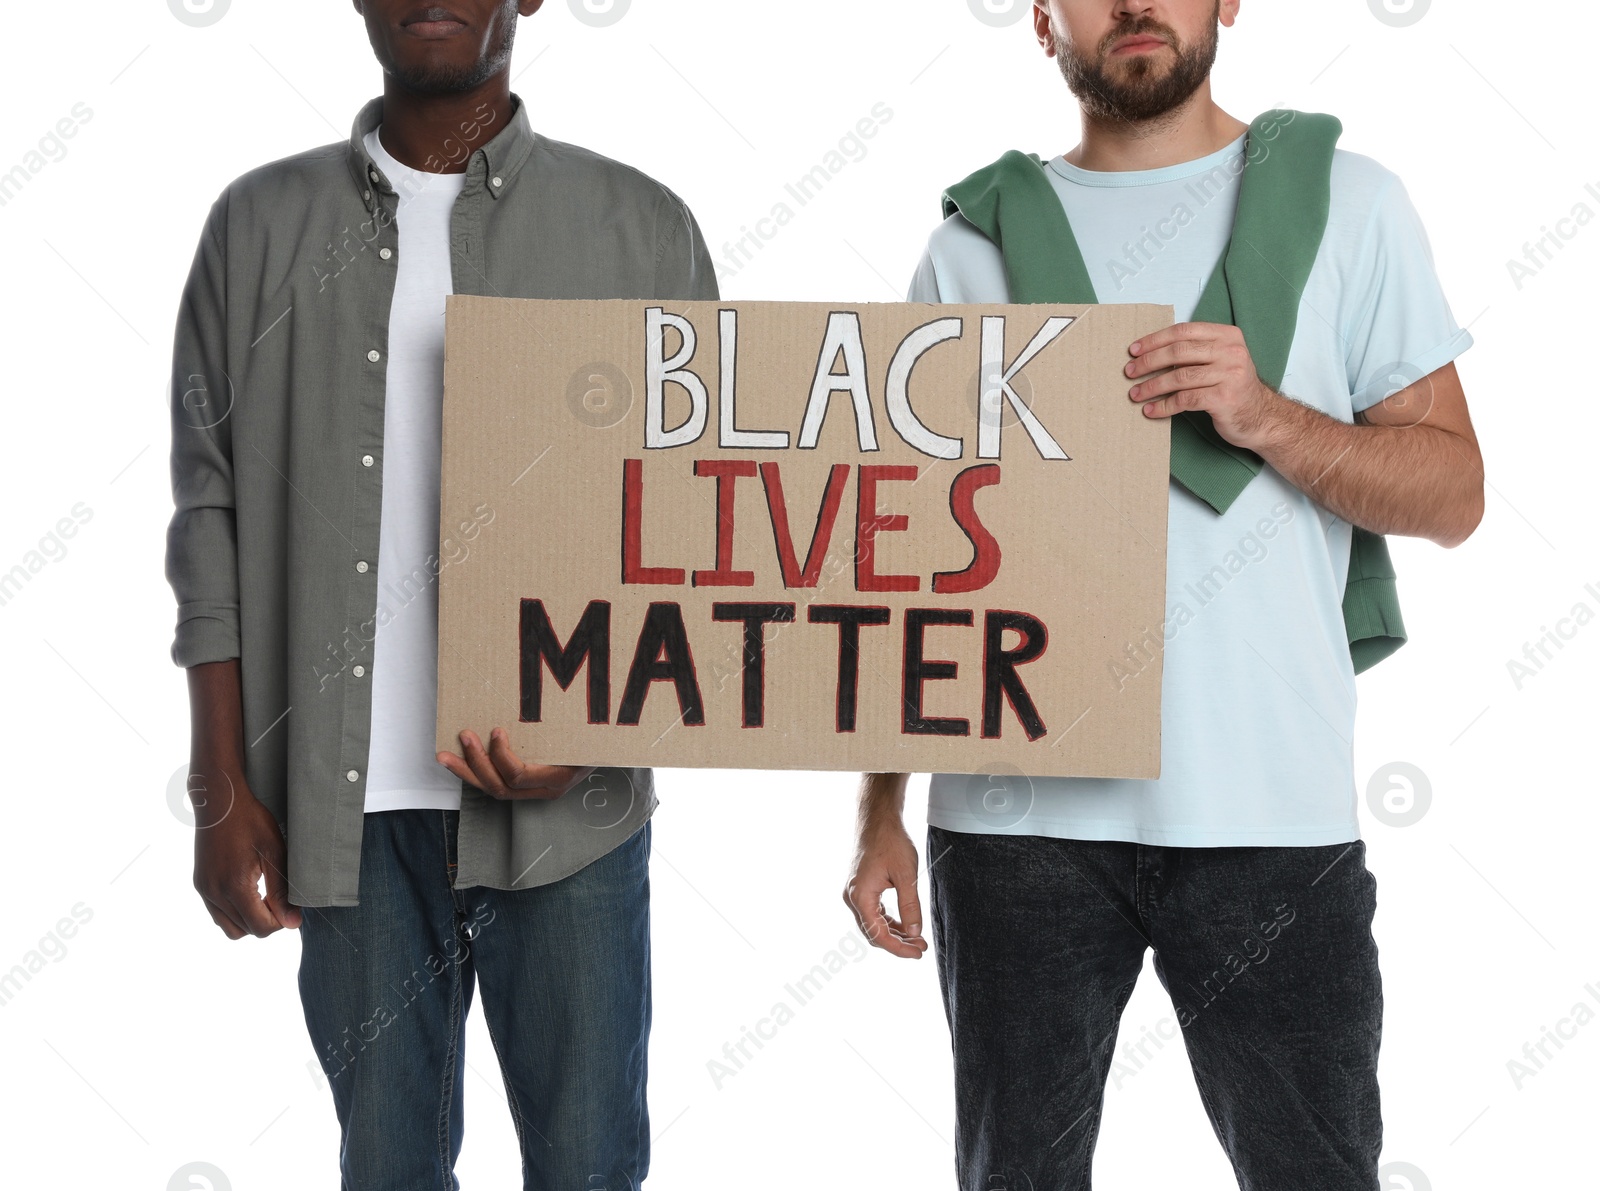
1 1 1595 1188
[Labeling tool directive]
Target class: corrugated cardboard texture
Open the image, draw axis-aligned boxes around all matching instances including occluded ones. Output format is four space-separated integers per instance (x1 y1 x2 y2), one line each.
437 297 1171 778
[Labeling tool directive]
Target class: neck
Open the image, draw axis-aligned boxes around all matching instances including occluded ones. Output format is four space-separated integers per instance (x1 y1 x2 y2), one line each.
1063 84 1248 172
374 73 516 174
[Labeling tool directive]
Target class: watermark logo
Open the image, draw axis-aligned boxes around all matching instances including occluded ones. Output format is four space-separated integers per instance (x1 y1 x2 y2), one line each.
964 764 1035 829
0 502 94 612
569 0 631 27
0 903 95 1010
177 370 235 431
167 1163 231 1191
1506 183 1600 291
1505 984 1600 1090
1367 0 1430 26
575 768 637 830
715 103 895 283
969 364 1036 431
706 930 870 1089
0 103 95 212
1356 361 1432 428
168 0 231 28
1365 761 1431 828
1505 580 1599 690
968 0 1030 28
1379 1161 1431 1190
166 764 237 829
567 362 633 428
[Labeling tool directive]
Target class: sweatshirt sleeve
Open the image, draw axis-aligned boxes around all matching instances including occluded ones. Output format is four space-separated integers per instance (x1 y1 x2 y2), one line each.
164 191 242 668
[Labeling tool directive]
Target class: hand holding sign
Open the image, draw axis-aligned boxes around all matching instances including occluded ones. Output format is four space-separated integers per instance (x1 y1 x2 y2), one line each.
1124 322 1279 451
437 728 596 801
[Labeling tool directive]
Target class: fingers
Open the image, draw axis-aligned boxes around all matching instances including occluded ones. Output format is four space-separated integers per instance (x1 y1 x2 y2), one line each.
1137 392 1207 420
1130 363 1221 405
227 863 288 938
1128 321 1231 359
441 729 580 800
894 874 925 948
193 803 291 940
842 875 887 948
876 864 928 958
1125 337 1213 378
844 861 928 960
485 729 576 796
436 747 479 788
200 893 248 940
456 729 512 798
486 728 530 787
1125 333 1223 418
514 764 594 800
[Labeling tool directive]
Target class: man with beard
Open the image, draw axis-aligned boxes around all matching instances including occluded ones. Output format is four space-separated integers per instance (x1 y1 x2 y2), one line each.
165 2 714 1185
844 1 1481 1187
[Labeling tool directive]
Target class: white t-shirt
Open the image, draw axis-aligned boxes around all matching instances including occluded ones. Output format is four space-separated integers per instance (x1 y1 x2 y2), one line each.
911 133 1472 847
361 128 469 813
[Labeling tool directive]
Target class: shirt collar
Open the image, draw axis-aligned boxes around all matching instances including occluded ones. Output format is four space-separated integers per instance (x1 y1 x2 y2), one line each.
346 92 536 212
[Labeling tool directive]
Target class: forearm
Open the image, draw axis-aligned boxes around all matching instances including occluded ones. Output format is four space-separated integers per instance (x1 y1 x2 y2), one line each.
857 772 910 834
1254 393 1484 547
187 660 248 821
185 657 297 935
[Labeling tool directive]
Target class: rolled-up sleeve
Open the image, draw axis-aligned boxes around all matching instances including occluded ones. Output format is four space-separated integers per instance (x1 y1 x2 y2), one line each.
165 193 241 668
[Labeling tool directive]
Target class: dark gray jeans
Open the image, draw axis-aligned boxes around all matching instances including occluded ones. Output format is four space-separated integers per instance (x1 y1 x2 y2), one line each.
927 826 1382 1191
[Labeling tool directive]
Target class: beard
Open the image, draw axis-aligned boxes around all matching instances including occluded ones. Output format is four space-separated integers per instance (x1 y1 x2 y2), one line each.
389 2 519 95
1053 4 1220 125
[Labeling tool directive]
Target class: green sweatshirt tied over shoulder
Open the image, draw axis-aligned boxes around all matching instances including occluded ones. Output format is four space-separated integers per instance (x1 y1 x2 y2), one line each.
940 109 1405 674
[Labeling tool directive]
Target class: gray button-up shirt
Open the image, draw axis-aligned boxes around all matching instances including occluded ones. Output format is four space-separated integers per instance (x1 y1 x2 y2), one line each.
165 94 718 907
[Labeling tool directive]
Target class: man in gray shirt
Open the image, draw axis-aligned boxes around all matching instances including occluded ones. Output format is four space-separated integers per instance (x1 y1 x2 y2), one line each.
166 2 716 1185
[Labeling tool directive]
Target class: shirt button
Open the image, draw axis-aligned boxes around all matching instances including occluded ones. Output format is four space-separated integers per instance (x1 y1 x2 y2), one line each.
346 769 360 783
352 665 366 678
363 189 371 201
367 349 381 363
379 247 392 260
491 176 503 188
356 560 369 573
361 454 375 467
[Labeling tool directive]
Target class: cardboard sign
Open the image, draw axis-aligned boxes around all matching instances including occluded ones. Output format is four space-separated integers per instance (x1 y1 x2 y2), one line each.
437 297 1171 779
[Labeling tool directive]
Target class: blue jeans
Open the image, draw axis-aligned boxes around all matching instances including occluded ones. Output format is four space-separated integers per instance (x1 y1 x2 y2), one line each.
927 826 1383 1191
299 810 652 1191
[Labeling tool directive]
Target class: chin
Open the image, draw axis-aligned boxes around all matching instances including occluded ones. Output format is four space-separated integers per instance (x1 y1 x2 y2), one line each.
1108 56 1162 81
392 61 487 94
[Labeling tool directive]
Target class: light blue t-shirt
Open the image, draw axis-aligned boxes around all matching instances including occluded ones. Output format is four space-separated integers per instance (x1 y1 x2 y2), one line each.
910 133 1472 847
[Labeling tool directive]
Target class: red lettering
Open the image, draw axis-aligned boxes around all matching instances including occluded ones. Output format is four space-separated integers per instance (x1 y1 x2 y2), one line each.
761 462 849 588
621 458 685 585
856 464 920 593
933 464 1003 594
692 459 756 587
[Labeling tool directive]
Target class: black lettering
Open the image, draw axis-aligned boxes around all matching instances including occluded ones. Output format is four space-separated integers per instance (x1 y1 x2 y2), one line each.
902 608 972 736
618 602 705 726
982 610 1048 740
519 600 611 724
808 605 891 732
711 603 796 727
